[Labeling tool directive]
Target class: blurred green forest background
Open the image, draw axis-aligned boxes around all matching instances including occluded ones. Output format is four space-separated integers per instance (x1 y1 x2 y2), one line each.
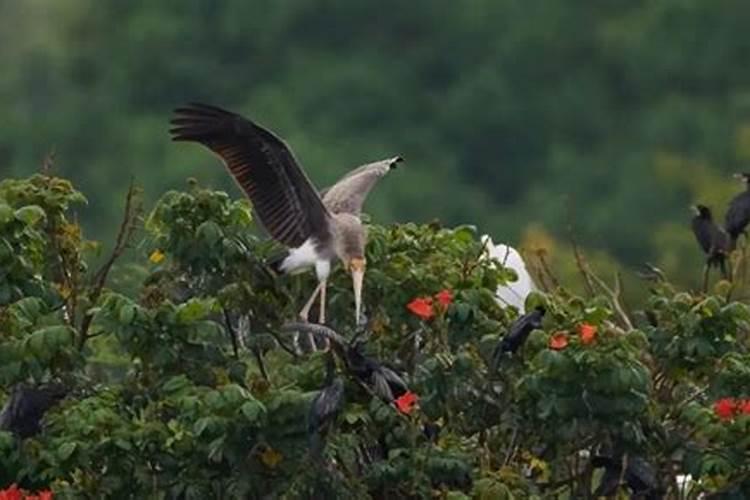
2 0 750 292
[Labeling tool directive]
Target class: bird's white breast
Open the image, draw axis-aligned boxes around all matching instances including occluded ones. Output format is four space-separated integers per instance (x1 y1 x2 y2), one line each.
279 238 331 280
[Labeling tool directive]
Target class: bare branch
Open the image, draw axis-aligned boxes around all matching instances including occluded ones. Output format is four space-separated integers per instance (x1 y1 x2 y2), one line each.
535 250 560 290
587 270 633 330
79 180 142 346
40 148 56 174
281 322 348 347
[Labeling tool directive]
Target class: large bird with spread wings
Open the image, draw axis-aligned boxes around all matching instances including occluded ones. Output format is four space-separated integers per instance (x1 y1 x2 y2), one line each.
170 103 401 326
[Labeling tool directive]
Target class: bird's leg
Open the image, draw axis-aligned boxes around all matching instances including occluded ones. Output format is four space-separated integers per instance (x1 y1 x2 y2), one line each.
720 257 730 281
299 281 324 351
318 280 327 325
299 281 324 322
318 280 331 351
702 263 710 293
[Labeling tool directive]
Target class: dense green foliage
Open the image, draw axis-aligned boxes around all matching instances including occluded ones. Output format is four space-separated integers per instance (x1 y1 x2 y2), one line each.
2 174 750 498
3 0 750 291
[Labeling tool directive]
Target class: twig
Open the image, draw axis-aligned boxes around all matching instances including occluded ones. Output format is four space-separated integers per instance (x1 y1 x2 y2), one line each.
281 322 348 347
40 148 56 174
503 426 519 466
222 308 240 359
587 270 633 331
565 201 596 297
79 180 141 347
664 385 709 421
262 325 300 358
535 250 561 290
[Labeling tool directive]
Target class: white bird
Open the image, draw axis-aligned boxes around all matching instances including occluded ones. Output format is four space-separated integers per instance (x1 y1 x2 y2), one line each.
481 235 536 313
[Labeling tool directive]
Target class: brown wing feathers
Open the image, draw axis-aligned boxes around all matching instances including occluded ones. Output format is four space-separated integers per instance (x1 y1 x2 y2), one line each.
169 103 330 247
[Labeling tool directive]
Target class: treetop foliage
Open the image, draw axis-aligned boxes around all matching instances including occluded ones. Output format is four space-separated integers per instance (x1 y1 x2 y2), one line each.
1 173 750 498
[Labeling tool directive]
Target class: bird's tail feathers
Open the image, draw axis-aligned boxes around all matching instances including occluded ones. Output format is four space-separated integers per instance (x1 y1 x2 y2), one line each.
308 431 325 461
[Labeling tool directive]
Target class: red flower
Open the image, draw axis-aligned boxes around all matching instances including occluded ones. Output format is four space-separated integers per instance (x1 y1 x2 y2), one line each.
0 486 52 500
407 297 434 320
714 398 737 420
394 391 419 415
435 289 454 308
0 484 23 500
739 399 750 415
549 332 569 350
578 323 597 345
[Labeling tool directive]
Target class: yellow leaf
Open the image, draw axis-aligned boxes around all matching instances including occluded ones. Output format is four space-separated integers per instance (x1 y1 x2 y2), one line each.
260 447 283 468
149 249 166 264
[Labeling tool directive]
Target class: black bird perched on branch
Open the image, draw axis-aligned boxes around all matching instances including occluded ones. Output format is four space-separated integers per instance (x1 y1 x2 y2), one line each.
691 204 730 289
0 382 67 439
283 322 409 404
492 305 545 368
308 355 344 457
591 454 663 499
344 343 409 404
170 103 401 330
725 172 750 249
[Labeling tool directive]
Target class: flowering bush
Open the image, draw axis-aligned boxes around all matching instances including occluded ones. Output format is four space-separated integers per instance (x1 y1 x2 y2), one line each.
1 174 750 497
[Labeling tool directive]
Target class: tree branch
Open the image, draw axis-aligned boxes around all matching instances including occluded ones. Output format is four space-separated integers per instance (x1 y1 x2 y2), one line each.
78 180 141 347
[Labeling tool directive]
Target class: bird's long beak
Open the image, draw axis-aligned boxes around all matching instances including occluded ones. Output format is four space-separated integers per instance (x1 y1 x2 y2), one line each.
350 258 366 324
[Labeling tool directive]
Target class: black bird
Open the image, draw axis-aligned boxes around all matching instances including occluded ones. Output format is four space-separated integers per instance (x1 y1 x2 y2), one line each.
492 305 546 367
725 172 750 248
283 322 409 404
308 355 345 457
344 343 409 404
0 382 67 439
591 454 663 499
691 204 730 289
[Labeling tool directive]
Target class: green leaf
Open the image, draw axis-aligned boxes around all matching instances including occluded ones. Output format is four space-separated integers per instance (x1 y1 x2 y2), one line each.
196 220 223 245
176 298 215 324
14 205 46 225
118 304 136 324
58 441 77 460
240 400 265 423
0 203 13 225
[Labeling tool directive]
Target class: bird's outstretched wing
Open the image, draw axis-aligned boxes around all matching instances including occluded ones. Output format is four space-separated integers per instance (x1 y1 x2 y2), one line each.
321 156 402 215
170 103 330 247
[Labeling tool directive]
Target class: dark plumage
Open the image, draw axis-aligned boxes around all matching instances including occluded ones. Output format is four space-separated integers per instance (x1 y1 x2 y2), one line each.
492 305 546 367
171 103 329 248
725 172 750 248
691 204 730 288
591 455 662 499
282 322 410 404
345 343 409 403
0 383 67 438
308 356 344 457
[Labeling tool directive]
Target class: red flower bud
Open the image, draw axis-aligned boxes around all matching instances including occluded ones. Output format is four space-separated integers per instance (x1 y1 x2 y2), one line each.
549 332 569 350
714 398 737 420
407 297 434 320
578 323 597 345
394 391 419 415
435 289 454 308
